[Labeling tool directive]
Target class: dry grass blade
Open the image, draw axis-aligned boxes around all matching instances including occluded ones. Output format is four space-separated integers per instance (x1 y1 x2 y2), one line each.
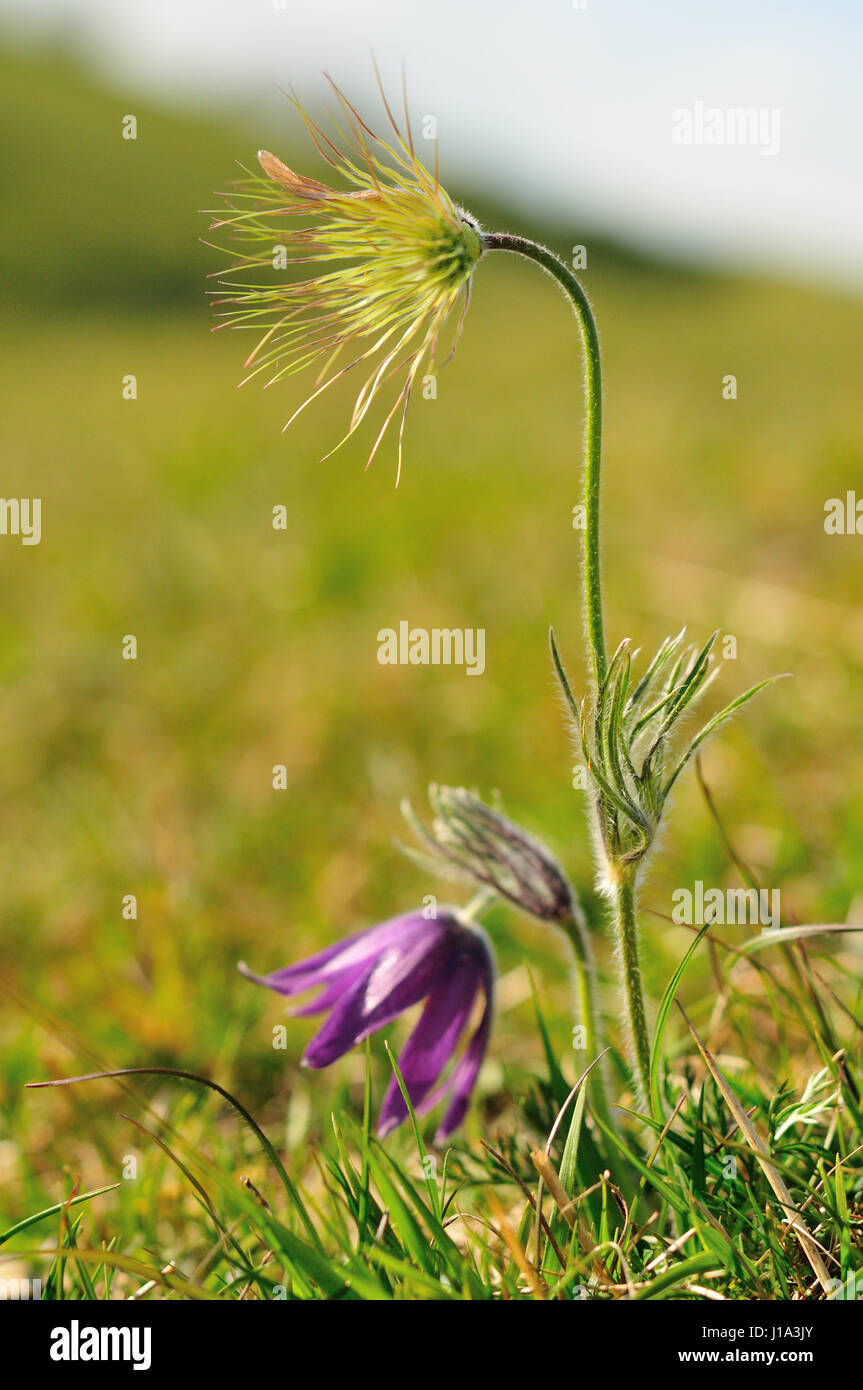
480 1141 568 1268
485 1190 546 1299
677 1003 833 1294
530 1148 577 1231
530 1147 598 1261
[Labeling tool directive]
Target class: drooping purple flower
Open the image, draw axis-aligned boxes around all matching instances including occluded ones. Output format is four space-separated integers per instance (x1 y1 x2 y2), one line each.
238 909 494 1142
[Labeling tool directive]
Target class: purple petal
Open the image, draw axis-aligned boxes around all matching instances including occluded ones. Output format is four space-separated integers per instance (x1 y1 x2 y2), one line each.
289 963 372 1017
237 911 444 1002
422 936 494 1141
432 987 492 1141
301 920 459 1068
237 908 494 1138
377 964 481 1136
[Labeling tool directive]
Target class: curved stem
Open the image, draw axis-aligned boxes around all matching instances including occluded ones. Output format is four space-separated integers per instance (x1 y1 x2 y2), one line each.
482 232 653 1110
612 867 652 1108
461 887 498 922
481 232 607 692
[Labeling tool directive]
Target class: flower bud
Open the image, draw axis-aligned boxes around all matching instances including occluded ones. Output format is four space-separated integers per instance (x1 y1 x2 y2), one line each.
401 784 578 926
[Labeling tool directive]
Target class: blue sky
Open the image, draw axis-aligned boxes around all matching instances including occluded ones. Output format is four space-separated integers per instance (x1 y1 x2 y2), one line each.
5 0 863 285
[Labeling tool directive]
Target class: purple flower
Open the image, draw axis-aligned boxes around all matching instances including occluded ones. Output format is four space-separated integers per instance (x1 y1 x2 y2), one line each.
238 909 493 1142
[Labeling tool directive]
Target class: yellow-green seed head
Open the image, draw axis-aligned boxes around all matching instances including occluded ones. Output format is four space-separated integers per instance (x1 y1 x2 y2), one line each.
207 79 482 480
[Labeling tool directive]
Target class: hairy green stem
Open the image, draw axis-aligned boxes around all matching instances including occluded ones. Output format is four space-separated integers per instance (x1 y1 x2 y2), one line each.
483 231 653 1108
481 232 607 692
612 868 652 1107
560 912 614 1132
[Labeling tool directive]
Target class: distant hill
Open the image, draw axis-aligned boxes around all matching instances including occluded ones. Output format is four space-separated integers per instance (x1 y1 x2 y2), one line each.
0 42 699 312
0 43 248 309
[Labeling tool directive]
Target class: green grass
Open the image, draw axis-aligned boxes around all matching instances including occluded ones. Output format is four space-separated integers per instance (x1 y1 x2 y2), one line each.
1 44 862 1299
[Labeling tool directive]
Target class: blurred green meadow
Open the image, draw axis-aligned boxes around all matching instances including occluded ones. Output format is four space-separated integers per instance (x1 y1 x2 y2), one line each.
1 44 863 1276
